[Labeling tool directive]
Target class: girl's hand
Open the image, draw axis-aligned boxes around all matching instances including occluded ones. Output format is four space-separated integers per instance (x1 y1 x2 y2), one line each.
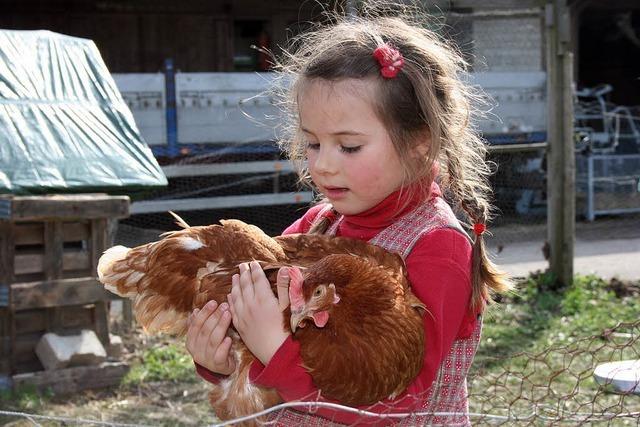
227 261 291 365
186 300 235 375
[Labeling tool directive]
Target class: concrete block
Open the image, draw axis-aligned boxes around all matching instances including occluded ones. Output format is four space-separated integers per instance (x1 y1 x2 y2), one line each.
107 334 123 358
35 330 107 371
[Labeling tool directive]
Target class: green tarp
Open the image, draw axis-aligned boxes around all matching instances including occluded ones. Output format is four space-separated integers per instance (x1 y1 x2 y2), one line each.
0 30 166 193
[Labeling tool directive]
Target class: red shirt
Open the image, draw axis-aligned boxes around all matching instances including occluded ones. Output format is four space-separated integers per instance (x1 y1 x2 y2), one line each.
197 182 475 424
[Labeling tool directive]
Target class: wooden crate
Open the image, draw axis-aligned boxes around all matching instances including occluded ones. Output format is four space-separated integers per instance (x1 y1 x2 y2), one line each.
0 194 129 376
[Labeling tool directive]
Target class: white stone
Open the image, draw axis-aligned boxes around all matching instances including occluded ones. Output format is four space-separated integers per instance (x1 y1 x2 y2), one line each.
107 334 123 358
35 330 107 371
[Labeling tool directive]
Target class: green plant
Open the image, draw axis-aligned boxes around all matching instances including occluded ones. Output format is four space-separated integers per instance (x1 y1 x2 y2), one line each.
123 342 198 386
480 272 640 360
0 384 53 411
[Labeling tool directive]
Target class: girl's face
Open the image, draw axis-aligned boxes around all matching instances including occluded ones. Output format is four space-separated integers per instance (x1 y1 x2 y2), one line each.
299 78 406 216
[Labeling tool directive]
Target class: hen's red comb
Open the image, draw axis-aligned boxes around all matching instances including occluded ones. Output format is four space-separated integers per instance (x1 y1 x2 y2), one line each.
288 267 305 310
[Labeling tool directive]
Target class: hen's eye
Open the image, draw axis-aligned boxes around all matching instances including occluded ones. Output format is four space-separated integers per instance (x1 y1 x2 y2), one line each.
313 287 323 297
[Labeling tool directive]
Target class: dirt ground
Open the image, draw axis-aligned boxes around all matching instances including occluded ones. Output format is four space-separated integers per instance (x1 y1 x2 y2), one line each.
1 327 216 427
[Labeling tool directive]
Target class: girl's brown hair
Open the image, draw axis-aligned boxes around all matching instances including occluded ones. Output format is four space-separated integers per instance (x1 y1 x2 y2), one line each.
272 2 512 310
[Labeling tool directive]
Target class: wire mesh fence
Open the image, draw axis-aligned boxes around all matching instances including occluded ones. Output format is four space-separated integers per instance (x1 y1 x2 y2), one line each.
113 145 640 251
114 142 311 248
468 320 640 426
2 318 638 426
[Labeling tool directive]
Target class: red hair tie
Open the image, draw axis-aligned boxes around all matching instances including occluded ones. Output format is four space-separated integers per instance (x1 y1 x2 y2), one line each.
323 208 338 223
373 43 404 78
473 223 486 236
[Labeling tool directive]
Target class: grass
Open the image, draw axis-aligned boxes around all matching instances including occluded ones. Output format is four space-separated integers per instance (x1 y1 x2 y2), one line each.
122 341 199 386
0 385 53 414
469 272 640 424
479 272 640 358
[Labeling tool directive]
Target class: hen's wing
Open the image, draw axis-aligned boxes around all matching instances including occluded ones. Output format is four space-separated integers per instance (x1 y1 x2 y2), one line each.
275 233 405 270
98 220 286 334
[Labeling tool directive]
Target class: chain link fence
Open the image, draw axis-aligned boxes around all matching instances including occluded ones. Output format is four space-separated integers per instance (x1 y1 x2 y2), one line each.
468 322 640 426
114 141 311 248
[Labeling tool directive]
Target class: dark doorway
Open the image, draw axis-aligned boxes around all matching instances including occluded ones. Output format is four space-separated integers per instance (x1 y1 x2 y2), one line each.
578 7 640 106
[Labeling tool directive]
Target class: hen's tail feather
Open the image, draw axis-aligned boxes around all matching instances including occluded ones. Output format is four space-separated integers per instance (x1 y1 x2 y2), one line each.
168 210 190 229
134 293 189 335
98 244 192 335
97 245 139 298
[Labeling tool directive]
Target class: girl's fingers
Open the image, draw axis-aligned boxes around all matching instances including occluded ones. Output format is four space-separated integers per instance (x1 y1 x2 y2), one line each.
250 261 271 298
229 274 242 313
186 304 212 349
191 302 216 331
250 260 266 281
238 262 254 299
194 305 224 354
213 336 235 372
207 305 231 349
226 293 239 330
276 267 291 311
226 293 235 315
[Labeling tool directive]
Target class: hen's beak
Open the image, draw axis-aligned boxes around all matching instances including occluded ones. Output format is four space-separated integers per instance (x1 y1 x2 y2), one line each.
290 308 307 333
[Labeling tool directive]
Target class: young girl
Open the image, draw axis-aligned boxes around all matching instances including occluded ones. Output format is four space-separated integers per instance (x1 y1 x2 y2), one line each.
186 6 511 426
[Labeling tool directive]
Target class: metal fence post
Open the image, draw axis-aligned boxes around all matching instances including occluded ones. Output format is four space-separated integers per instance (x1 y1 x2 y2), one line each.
164 58 179 158
587 154 595 221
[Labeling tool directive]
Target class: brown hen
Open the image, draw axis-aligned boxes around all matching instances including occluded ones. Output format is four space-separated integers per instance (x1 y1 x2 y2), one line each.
97 217 425 422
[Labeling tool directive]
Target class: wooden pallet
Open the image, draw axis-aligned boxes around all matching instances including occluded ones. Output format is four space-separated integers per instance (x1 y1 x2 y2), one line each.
12 361 130 395
0 194 129 377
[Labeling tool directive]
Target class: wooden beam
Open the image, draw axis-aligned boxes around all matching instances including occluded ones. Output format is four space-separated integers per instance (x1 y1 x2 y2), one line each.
89 218 110 345
0 221 15 376
11 278 116 311
44 221 64 281
162 160 296 177
546 0 575 287
93 301 110 346
89 219 107 275
130 191 313 214
13 310 47 335
0 195 130 221
11 333 41 370
14 251 90 276
0 221 15 287
12 362 129 395
14 222 90 246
